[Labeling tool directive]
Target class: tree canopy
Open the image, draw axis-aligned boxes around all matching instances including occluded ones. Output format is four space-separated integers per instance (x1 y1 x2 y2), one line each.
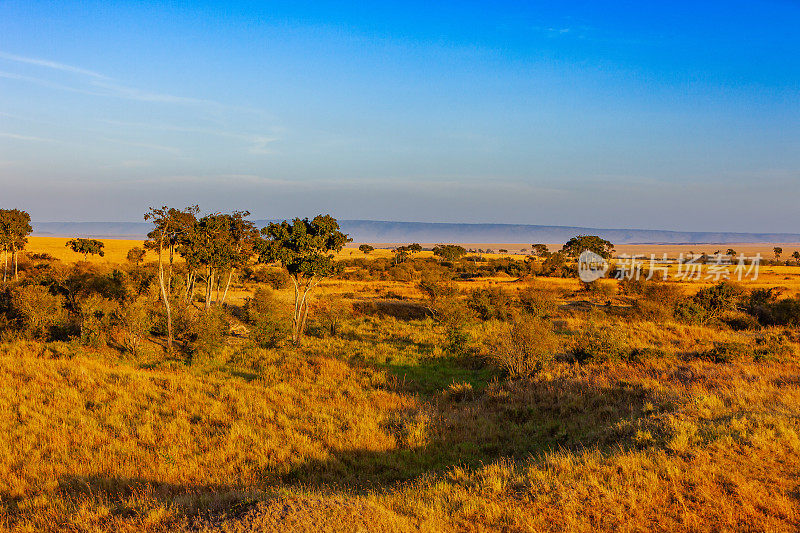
65 238 105 260
561 235 614 259
258 215 351 343
433 244 467 261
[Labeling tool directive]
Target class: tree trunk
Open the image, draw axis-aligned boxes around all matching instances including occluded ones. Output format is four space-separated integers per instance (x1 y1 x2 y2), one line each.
2 250 6 284
220 268 234 306
157 240 173 353
205 268 213 311
13 250 18 280
291 275 301 343
168 245 174 295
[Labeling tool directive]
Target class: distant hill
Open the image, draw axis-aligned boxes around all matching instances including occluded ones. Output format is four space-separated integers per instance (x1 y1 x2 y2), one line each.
31 220 800 245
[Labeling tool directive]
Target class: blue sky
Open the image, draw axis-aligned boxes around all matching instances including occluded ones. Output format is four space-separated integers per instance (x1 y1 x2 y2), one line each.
0 1 798 231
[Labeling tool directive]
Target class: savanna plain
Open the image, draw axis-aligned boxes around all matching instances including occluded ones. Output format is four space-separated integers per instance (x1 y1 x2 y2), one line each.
2 234 800 532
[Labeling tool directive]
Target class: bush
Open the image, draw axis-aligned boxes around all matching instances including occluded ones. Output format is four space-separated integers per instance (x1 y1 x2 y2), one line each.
445 327 471 356
721 311 761 331
674 300 710 325
517 286 558 318
631 282 685 321
769 297 800 327
539 252 573 277
77 293 117 347
246 267 291 290
387 264 414 282
467 287 513 321
418 271 457 302
568 321 632 363
702 334 793 363
113 297 152 356
312 297 352 338
692 282 746 319
11 285 69 340
487 315 559 377
186 308 229 359
617 277 647 295
244 288 287 348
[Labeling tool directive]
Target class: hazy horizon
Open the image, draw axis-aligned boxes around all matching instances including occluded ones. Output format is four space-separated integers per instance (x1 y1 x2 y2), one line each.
2 1 799 232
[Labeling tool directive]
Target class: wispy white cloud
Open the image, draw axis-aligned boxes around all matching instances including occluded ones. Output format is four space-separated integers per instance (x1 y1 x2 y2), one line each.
0 50 226 108
0 70 107 96
100 119 280 155
98 137 182 155
90 79 218 106
0 51 107 79
0 131 59 143
249 136 278 154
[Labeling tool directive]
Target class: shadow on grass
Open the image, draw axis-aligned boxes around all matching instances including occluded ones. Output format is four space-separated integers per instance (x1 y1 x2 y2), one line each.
0 369 675 530
281 375 673 489
374 355 496 397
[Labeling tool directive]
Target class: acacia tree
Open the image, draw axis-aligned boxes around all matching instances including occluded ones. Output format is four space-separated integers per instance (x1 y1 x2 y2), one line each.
189 213 234 310
66 238 105 260
774 247 783 261
530 243 549 257
0 209 33 282
432 244 466 261
145 206 198 295
561 235 614 259
219 211 259 306
358 244 374 254
126 247 146 264
258 215 351 344
144 206 198 352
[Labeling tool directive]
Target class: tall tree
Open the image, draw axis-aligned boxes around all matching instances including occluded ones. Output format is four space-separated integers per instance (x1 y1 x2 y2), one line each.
219 211 258 306
561 235 614 259
0 211 10 284
8 209 32 281
774 247 783 261
258 215 351 344
144 206 198 352
65 238 105 260
432 244 467 261
530 243 549 257
190 213 234 310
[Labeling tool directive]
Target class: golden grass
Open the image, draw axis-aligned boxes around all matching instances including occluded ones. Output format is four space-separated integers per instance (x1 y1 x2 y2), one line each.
26 237 142 265
3 247 800 531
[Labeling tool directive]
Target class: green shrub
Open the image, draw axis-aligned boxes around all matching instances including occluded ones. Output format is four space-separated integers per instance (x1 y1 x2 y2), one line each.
445 327 471 356
568 321 632 363
467 287 513 321
246 267 291 290
186 308 229 359
692 282 746 319
702 341 746 363
721 311 761 331
311 297 352 338
632 282 685 321
418 272 457 302
244 288 288 348
77 293 117 347
113 297 152 356
674 300 709 325
487 315 559 377
11 285 69 340
769 297 800 327
517 286 558 318
702 334 793 363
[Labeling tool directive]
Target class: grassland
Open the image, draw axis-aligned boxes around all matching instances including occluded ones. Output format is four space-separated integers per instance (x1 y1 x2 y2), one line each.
1 238 799 531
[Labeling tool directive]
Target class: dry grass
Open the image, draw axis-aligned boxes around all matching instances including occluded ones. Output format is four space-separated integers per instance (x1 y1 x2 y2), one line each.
2 247 800 531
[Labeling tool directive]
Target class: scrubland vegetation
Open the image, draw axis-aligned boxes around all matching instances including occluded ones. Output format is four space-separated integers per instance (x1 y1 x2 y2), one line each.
1 212 800 531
